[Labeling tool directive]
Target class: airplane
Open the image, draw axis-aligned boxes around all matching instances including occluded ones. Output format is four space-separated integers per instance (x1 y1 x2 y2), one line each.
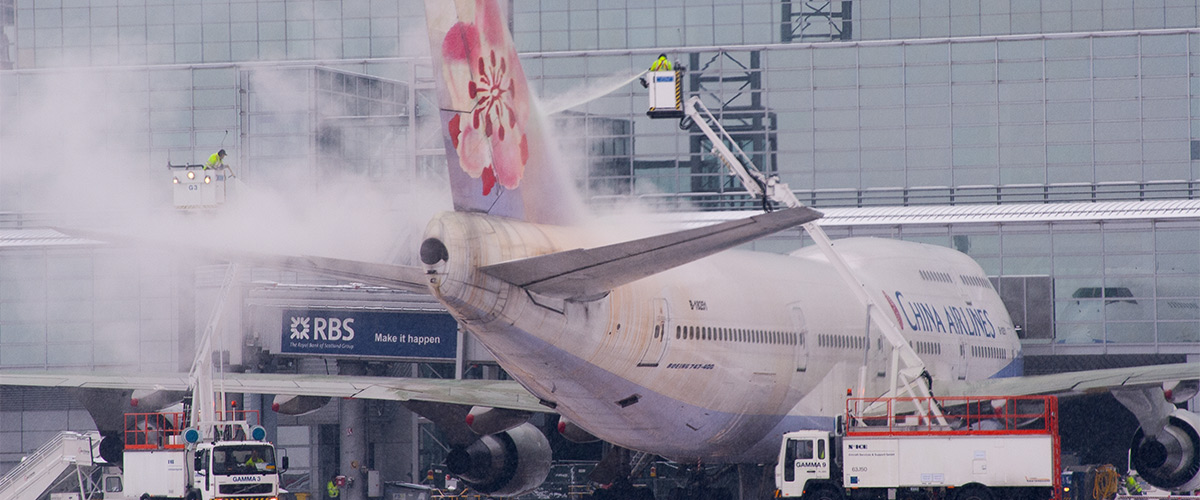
3 0 1199 499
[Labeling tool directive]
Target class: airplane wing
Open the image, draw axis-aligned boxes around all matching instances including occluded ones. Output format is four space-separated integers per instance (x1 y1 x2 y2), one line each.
0 370 547 414
480 206 823 299
939 362 1199 398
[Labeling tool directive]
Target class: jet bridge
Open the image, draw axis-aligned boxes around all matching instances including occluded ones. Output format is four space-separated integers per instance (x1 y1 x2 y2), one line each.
0 431 100 500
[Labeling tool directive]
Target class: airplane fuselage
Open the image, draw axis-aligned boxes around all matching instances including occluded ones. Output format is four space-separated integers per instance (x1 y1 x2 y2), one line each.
422 211 1022 462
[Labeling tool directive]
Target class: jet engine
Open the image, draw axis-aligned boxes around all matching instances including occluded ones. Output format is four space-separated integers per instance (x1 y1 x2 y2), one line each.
445 422 551 497
1130 408 1200 492
98 433 124 465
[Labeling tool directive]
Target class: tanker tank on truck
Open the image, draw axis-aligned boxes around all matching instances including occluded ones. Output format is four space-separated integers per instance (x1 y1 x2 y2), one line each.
777 396 1062 500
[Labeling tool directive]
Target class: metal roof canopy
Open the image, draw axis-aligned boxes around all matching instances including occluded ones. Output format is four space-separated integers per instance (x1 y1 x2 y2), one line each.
0 228 101 248
657 200 1200 228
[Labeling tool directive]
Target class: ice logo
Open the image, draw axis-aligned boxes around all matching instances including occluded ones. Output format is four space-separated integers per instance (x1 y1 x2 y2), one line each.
290 317 310 339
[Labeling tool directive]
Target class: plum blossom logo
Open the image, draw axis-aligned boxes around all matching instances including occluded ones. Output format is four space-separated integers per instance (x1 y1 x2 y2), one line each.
442 0 530 196
290 317 310 339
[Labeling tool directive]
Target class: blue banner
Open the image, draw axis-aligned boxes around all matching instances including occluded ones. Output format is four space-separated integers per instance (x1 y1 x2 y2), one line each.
280 309 458 360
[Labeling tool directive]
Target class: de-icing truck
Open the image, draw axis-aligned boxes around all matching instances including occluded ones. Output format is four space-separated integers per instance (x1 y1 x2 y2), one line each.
776 396 1061 500
110 411 288 500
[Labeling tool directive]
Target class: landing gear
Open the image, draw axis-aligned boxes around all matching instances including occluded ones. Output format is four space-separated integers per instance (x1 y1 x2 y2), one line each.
664 463 735 500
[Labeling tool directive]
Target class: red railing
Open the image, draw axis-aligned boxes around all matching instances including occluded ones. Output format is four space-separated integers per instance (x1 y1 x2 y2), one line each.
124 412 186 450
845 395 1058 436
124 410 262 450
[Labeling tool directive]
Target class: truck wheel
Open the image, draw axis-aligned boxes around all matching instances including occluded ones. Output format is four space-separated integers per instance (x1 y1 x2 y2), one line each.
956 485 993 500
806 485 845 500
184 490 202 500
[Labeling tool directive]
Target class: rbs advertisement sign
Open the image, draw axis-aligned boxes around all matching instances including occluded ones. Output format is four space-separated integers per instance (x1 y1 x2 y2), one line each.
280 309 458 360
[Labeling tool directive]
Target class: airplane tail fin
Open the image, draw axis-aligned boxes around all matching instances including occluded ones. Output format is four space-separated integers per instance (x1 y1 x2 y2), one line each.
423 0 585 225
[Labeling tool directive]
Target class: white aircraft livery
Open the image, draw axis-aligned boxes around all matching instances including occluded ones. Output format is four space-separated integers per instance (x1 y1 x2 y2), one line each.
2 0 1198 498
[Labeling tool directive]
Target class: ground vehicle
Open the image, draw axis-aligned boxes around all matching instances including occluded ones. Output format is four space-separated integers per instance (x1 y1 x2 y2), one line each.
777 396 1061 500
116 411 287 500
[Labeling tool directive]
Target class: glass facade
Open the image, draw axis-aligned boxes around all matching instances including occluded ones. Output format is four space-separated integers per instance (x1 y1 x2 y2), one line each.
0 242 180 371
5 0 426 68
512 0 1200 51
751 219 1199 350
522 31 1200 207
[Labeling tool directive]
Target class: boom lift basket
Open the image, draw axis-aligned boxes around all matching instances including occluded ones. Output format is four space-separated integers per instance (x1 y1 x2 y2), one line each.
169 163 226 209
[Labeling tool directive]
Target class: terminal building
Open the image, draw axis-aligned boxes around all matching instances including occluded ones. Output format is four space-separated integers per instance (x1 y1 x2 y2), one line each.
0 0 1198 498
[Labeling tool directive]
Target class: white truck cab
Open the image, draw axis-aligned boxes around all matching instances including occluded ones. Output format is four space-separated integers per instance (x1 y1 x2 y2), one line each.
778 431 836 499
188 440 285 499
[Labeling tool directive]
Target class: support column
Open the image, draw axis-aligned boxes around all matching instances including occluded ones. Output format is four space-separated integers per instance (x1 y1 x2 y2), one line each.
1189 354 1199 414
338 361 367 500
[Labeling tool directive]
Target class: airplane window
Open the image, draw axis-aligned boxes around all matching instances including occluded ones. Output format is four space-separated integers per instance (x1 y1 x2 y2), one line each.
676 326 681 339
654 325 661 339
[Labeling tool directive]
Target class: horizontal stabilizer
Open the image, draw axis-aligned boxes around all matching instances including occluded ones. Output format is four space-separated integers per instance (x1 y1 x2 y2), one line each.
479 207 823 299
261 254 428 293
54 227 429 293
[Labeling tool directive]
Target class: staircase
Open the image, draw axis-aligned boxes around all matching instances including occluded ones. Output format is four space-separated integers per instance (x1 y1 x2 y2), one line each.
0 431 100 500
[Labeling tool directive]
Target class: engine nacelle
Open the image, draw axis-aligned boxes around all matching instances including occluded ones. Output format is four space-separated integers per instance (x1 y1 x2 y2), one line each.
465 406 532 435
98 433 124 465
129 389 187 412
271 394 332 416
556 416 599 443
445 422 551 497
1164 381 1200 405
1130 408 1200 492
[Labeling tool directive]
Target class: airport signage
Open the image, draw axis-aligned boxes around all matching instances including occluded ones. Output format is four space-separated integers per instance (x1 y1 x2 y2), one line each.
280 309 458 360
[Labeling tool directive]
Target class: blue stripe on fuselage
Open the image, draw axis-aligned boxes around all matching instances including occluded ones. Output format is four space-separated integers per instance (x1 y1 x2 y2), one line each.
989 355 1024 378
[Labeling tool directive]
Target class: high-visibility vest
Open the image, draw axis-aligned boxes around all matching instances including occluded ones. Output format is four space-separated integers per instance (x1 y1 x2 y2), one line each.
650 56 672 71
327 480 340 498
205 152 223 169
